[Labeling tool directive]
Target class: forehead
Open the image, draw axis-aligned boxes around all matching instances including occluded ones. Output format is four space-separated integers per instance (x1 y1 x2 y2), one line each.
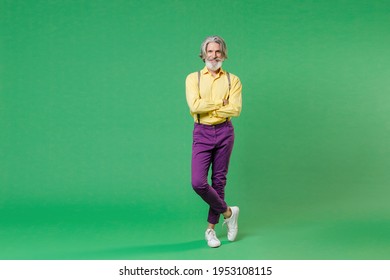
206 42 221 51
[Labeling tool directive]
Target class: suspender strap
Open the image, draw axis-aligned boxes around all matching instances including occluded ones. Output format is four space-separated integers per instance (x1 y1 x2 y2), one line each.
226 72 231 95
197 71 201 124
225 72 231 122
197 70 231 124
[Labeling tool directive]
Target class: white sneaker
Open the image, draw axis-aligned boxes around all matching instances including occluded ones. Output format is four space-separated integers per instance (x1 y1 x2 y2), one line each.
205 229 221 248
223 206 239 241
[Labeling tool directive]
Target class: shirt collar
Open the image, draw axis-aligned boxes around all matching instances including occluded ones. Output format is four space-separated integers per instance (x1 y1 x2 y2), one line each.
201 66 225 76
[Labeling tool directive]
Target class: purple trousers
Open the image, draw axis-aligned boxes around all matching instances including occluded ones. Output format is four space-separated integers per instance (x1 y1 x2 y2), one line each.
191 121 235 225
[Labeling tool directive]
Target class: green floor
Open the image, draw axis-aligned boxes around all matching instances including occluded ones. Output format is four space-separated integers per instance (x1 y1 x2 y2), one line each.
1 178 390 259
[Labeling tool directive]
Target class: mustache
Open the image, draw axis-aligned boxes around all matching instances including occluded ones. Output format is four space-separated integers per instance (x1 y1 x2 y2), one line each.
206 57 223 62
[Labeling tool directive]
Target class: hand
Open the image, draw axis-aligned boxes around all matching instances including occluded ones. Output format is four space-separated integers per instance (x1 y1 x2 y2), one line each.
222 99 229 106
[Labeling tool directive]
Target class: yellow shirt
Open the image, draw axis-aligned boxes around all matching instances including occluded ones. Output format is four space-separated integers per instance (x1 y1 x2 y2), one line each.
185 66 242 125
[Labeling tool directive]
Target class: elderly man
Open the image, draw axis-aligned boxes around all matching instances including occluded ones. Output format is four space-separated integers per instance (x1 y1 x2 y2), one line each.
185 35 243 248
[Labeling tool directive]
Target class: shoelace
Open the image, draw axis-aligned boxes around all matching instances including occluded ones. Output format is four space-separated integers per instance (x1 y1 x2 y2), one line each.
206 229 217 240
222 217 230 228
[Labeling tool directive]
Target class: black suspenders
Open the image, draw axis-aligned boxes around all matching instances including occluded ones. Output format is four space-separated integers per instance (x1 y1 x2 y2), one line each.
197 71 231 124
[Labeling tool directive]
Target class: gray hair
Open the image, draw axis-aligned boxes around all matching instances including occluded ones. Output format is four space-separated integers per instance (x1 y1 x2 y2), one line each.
199 35 228 61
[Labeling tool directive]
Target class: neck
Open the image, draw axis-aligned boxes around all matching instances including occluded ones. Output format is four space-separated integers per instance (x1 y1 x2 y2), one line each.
207 67 220 77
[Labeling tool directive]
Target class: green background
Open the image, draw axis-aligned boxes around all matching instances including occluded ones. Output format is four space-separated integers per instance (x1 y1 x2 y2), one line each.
1 0 389 259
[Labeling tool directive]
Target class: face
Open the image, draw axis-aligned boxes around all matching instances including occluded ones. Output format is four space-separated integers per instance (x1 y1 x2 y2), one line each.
205 42 224 71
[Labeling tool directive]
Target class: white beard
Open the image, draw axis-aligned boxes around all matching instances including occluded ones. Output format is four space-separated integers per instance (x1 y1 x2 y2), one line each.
205 59 223 71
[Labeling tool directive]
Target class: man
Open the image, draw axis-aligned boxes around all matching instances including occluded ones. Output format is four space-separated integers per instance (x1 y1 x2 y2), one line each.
185 35 242 248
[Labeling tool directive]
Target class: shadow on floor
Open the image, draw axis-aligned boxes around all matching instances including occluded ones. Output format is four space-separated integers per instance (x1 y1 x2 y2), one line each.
77 239 208 259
